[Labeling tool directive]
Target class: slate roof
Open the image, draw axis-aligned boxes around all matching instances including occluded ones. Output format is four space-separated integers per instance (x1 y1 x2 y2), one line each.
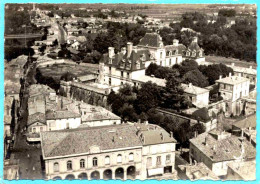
45 110 81 120
41 124 142 159
27 112 46 126
101 48 151 71
190 131 256 163
165 44 187 55
187 41 202 51
137 33 163 48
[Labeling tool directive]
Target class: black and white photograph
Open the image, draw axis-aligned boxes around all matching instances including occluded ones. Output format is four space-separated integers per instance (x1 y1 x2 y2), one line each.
3 3 257 180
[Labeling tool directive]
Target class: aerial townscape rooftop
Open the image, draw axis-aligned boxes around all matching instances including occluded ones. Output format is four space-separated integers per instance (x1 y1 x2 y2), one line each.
3 3 256 181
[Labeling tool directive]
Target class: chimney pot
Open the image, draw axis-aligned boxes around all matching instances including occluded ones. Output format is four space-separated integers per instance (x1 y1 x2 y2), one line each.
121 47 126 55
229 72 232 77
189 83 192 88
219 75 222 80
127 42 133 58
249 66 252 69
108 47 115 58
173 39 179 46
193 37 198 43
231 63 235 67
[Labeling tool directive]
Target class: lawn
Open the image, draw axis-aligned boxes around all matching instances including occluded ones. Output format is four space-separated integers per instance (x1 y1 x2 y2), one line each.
205 56 257 69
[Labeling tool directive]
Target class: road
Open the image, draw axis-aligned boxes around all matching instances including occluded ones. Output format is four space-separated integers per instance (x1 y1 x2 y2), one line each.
57 23 67 45
12 60 45 179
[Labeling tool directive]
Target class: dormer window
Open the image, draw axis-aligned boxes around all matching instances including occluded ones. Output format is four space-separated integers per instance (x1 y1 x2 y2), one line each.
136 61 140 69
186 51 190 56
173 50 178 55
192 51 196 57
140 54 146 61
199 50 203 57
166 51 170 56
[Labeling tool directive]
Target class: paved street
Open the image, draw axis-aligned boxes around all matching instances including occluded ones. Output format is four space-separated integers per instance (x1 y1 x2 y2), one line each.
12 60 44 179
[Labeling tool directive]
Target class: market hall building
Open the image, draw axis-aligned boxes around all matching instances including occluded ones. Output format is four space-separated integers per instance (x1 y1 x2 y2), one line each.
40 123 177 180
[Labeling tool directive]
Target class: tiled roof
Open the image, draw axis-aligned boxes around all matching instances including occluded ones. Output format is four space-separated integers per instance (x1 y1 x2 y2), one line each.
27 112 46 126
46 110 81 120
137 33 163 48
230 65 257 75
232 114 256 129
29 84 56 97
227 160 256 180
41 124 142 158
216 76 250 85
135 123 177 145
132 75 166 87
181 83 209 95
190 131 256 162
178 162 219 180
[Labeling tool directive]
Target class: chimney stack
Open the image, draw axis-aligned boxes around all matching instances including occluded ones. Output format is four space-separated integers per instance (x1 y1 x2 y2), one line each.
231 63 235 67
189 83 192 88
173 39 179 46
249 66 252 69
108 47 114 58
219 75 222 80
170 131 173 138
229 72 232 77
127 42 133 58
121 47 126 55
192 37 198 43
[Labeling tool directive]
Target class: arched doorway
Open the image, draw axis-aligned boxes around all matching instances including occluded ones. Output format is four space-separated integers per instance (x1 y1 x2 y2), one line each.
65 174 75 180
127 166 136 179
78 172 88 180
103 169 112 180
53 176 62 180
91 171 100 180
115 167 124 180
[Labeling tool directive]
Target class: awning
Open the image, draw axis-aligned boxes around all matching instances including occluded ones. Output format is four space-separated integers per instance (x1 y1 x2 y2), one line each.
148 168 164 176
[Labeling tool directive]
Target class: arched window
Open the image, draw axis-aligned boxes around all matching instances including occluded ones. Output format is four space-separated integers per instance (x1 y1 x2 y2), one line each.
67 160 72 170
54 162 59 172
105 156 110 165
80 159 85 169
129 153 134 162
117 154 122 163
93 157 98 167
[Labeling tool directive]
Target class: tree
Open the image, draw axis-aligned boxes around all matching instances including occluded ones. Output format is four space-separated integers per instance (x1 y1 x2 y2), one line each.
134 82 163 113
182 69 209 88
173 59 199 77
162 70 187 110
